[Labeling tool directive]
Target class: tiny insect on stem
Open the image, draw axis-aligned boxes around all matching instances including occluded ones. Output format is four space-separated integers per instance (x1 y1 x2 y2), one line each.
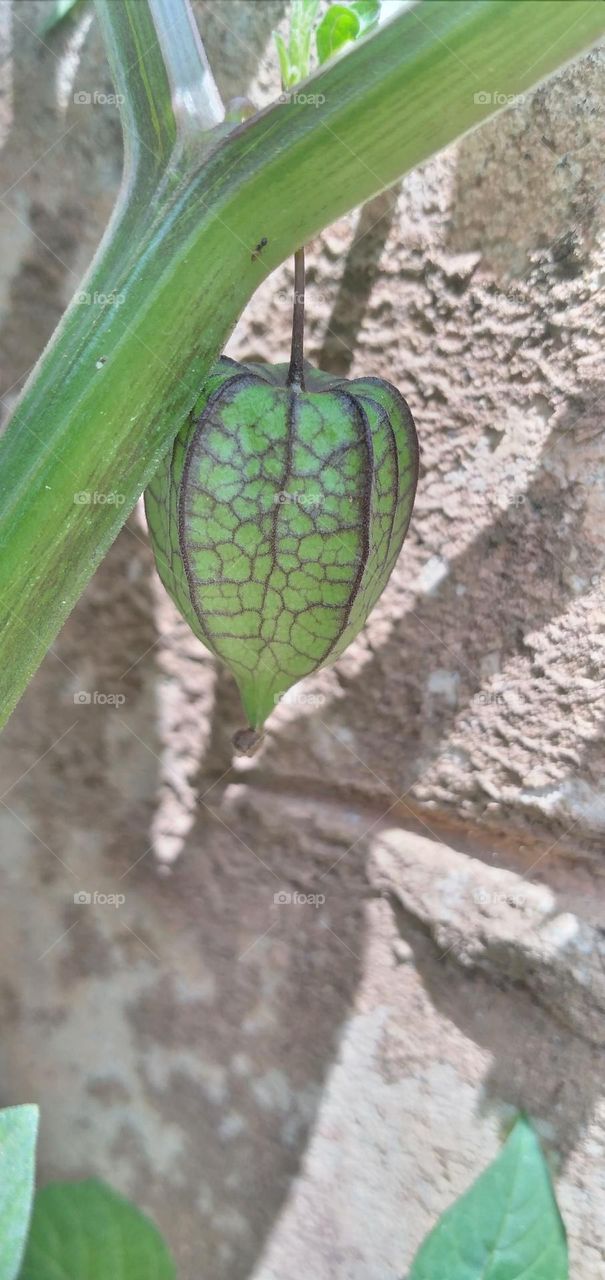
287 246 305 390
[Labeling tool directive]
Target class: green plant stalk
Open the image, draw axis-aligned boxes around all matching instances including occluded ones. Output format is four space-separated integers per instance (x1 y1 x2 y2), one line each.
0 0 603 727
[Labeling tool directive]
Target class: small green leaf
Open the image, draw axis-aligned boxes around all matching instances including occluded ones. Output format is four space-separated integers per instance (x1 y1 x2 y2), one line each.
408 1116 568 1280
275 0 321 87
0 1105 38 1280
349 0 381 35
38 0 86 37
316 4 361 64
290 0 321 80
19 1180 175 1280
273 31 294 91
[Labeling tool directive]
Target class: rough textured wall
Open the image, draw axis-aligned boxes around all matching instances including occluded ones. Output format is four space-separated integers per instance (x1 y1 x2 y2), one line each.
0 4 604 1279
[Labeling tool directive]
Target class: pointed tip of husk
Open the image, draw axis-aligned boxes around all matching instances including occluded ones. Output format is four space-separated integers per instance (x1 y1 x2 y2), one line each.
232 726 264 757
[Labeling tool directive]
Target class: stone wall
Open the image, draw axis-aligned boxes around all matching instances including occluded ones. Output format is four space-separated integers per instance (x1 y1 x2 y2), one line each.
0 4 603 1277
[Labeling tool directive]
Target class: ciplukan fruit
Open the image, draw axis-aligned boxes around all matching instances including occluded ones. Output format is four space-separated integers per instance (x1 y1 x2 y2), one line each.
145 248 418 750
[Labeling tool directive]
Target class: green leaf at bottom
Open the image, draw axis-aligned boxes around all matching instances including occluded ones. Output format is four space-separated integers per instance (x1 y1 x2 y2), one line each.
408 1116 568 1280
0 1105 38 1280
18 1180 175 1280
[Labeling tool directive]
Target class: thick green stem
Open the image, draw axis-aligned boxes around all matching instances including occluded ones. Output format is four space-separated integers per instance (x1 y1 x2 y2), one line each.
0 0 603 727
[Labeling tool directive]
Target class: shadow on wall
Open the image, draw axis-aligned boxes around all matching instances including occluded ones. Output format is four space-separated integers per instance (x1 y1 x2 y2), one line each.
386 894 604 1170
317 188 401 377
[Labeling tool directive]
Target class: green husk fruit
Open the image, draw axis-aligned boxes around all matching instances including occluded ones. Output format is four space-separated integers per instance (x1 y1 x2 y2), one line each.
145 254 418 749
